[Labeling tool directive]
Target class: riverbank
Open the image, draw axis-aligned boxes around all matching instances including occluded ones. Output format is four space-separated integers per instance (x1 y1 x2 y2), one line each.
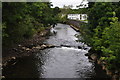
2 27 55 67
66 20 119 80
87 50 120 80
66 20 81 32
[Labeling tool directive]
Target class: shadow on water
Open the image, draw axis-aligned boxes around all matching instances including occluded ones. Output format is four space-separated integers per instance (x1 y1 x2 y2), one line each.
2 55 40 78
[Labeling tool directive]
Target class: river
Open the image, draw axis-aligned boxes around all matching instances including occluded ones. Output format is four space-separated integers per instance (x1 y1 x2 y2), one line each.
3 23 110 79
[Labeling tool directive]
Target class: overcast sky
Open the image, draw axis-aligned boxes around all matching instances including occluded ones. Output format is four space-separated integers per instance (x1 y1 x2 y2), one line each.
50 0 88 9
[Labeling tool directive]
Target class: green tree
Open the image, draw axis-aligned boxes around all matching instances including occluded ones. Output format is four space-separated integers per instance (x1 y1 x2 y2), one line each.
2 2 60 49
80 2 120 71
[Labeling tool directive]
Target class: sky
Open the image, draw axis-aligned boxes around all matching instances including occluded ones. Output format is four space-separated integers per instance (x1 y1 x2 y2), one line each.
50 0 88 9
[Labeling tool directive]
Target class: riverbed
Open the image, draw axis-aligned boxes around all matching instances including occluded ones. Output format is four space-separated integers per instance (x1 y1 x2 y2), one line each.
3 23 110 79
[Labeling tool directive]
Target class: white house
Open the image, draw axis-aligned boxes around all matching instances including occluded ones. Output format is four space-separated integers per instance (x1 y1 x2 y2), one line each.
67 14 80 20
67 14 87 21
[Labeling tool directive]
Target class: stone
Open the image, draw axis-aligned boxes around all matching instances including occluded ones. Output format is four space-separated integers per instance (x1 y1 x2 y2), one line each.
11 57 16 60
48 44 55 48
35 45 41 49
41 33 44 36
102 61 107 65
26 48 30 51
85 53 90 56
12 48 18 52
28 44 35 49
0 63 2 66
2 76 5 78
18 44 22 47
84 47 88 50
106 69 112 76
102 65 106 70
97 60 101 64
115 70 119 74
78 46 82 49
85 53 88 56
22 47 26 50
32 46 36 49
11 62 17 65
90 54 97 61
42 44 46 47
112 74 119 80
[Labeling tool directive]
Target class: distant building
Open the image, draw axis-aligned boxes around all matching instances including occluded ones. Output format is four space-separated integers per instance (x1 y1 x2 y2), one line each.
67 14 80 20
67 14 87 21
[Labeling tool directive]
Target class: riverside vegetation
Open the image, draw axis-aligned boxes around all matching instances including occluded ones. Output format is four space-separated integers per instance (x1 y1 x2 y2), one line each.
79 2 120 78
2 2 61 55
60 2 120 79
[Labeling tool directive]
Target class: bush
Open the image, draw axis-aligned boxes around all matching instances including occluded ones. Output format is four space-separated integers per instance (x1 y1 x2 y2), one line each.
101 22 120 70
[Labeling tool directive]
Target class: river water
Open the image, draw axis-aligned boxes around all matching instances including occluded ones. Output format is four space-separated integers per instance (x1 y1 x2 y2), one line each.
3 23 110 79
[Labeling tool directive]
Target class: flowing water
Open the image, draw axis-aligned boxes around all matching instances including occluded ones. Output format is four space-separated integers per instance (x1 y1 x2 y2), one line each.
3 23 110 79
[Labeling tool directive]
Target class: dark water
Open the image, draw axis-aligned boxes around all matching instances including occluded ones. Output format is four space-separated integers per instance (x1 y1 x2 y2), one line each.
3 23 110 79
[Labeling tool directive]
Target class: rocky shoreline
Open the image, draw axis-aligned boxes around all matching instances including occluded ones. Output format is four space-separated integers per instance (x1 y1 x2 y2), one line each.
66 20 81 32
2 27 54 67
66 20 120 80
85 50 120 80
